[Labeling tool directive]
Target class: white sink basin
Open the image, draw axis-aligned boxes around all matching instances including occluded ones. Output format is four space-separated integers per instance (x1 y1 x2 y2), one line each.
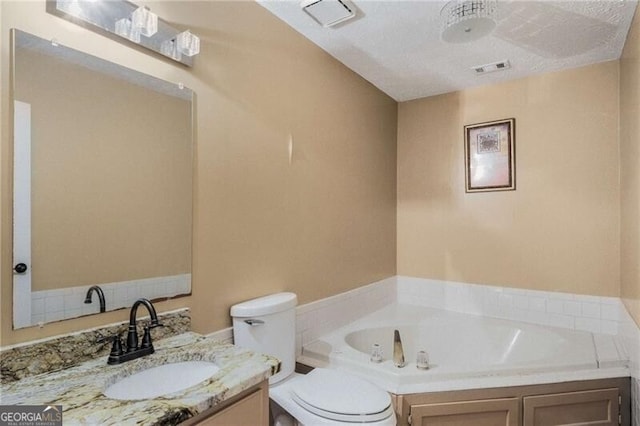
104 361 220 400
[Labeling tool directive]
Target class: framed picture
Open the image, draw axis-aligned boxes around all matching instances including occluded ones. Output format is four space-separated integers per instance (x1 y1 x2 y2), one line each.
464 118 515 193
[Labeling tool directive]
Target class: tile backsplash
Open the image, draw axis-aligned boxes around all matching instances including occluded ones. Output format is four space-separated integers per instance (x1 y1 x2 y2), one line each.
30 274 191 325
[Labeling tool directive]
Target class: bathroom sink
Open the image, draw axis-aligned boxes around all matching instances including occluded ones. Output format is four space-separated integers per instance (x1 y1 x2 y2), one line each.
104 361 220 400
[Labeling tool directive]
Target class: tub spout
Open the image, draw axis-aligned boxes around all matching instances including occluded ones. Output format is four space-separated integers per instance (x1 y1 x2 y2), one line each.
393 329 406 368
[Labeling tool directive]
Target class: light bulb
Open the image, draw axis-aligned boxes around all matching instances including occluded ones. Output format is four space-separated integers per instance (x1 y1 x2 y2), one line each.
131 6 158 37
176 30 200 57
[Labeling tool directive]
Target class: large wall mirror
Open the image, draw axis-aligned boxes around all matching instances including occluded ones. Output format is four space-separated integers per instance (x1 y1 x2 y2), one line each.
11 29 194 329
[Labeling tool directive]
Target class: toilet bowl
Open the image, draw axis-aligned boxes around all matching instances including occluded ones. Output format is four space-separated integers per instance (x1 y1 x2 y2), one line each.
231 293 396 426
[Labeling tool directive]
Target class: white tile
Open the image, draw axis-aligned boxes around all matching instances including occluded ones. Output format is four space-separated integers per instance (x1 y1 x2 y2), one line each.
581 302 601 319
547 299 564 314
575 317 601 333
64 307 82 320
553 292 576 301
31 298 45 315
498 293 513 308
601 304 620 321
45 310 64 322
524 310 548 326
576 294 603 304
546 313 575 329
31 314 44 325
45 295 64 313
31 291 45 300
599 296 620 305
529 297 546 312
483 289 500 307
513 295 529 310
114 287 128 306
563 300 581 316
64 292 84 311
127 285 140 302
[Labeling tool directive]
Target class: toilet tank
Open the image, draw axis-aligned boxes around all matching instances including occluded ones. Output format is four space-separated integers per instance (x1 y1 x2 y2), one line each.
231 292 297 384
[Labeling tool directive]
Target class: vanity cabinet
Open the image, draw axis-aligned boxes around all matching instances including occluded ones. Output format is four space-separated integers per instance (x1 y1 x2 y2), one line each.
183 380 269 426
407 397 518 425
396 378 629 426
523 388 620 426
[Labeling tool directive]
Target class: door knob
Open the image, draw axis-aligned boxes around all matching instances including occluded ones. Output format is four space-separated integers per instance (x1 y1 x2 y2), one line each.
13 263 28 274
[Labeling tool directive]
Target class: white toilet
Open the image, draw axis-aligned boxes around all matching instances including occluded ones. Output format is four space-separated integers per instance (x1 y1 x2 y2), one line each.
231 292 396 426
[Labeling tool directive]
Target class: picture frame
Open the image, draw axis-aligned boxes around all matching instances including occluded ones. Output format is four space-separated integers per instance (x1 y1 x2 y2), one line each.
464 118 516 193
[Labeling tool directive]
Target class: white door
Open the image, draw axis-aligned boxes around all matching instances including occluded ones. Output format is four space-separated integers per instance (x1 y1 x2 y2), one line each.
13 100 32 328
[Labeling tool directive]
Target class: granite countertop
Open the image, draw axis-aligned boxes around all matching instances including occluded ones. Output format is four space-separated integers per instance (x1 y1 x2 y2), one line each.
0 332 280 425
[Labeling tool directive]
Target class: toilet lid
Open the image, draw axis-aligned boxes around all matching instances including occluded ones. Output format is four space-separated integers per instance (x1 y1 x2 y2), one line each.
290 369 393 423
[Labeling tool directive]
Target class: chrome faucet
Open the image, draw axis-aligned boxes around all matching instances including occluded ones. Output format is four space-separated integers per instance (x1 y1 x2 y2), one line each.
101 298 163 365
84 285 106 313
393 329 406 368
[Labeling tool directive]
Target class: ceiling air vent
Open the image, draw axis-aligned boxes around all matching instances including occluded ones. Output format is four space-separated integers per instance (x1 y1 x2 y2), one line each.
472 59 511 75
301 0 357 28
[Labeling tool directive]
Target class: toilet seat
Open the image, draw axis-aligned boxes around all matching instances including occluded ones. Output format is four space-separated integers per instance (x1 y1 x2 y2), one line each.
270 369 395 425
291 369 393 422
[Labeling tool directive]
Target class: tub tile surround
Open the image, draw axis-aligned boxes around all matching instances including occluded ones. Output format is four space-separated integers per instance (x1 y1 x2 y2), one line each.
0 308 191 383
0 332 279 425
295 276 397 354
396 276 631 336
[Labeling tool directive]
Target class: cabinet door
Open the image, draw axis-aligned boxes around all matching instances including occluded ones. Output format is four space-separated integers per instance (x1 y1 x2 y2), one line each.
523 388 619 426
409 397 519 426
195 384 268 426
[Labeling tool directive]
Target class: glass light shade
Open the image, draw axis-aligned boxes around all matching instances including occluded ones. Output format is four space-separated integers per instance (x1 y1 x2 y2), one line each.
441 0 497 43
131 6 158 37
176 30 200 57
115 18 141 43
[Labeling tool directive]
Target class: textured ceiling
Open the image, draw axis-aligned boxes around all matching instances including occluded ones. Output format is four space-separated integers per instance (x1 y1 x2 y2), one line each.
258 0 639 101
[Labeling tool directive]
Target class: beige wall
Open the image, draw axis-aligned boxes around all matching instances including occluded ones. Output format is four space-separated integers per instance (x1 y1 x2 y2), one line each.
397 62 620 297
0 1 397 345
621 8 640 327
16 49 192 291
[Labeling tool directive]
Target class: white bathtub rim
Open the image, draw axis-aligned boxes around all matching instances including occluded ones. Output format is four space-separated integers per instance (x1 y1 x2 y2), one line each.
299 303 630 395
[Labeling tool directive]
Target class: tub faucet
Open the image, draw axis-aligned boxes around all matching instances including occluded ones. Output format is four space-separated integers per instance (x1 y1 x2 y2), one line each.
84 285 106 313
393 329 406 368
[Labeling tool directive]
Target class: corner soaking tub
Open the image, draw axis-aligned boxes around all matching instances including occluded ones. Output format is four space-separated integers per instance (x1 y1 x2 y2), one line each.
300 304 628 394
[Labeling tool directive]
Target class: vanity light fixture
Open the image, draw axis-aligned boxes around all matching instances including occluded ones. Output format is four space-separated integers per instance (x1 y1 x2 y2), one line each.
46 0 200 66
115 17 141 43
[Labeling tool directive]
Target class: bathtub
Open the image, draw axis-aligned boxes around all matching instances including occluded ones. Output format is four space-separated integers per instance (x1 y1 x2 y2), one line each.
300 304 628 394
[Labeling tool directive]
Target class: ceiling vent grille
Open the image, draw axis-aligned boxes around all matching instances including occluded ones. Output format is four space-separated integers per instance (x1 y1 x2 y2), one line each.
301 0 357 28
472 59 511 75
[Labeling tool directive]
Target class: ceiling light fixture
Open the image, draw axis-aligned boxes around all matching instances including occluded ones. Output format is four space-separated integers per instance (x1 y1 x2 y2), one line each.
441 0 497 43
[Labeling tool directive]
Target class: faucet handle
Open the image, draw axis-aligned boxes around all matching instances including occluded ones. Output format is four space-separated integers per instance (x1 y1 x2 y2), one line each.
141 326 154 348
98 334 124 357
